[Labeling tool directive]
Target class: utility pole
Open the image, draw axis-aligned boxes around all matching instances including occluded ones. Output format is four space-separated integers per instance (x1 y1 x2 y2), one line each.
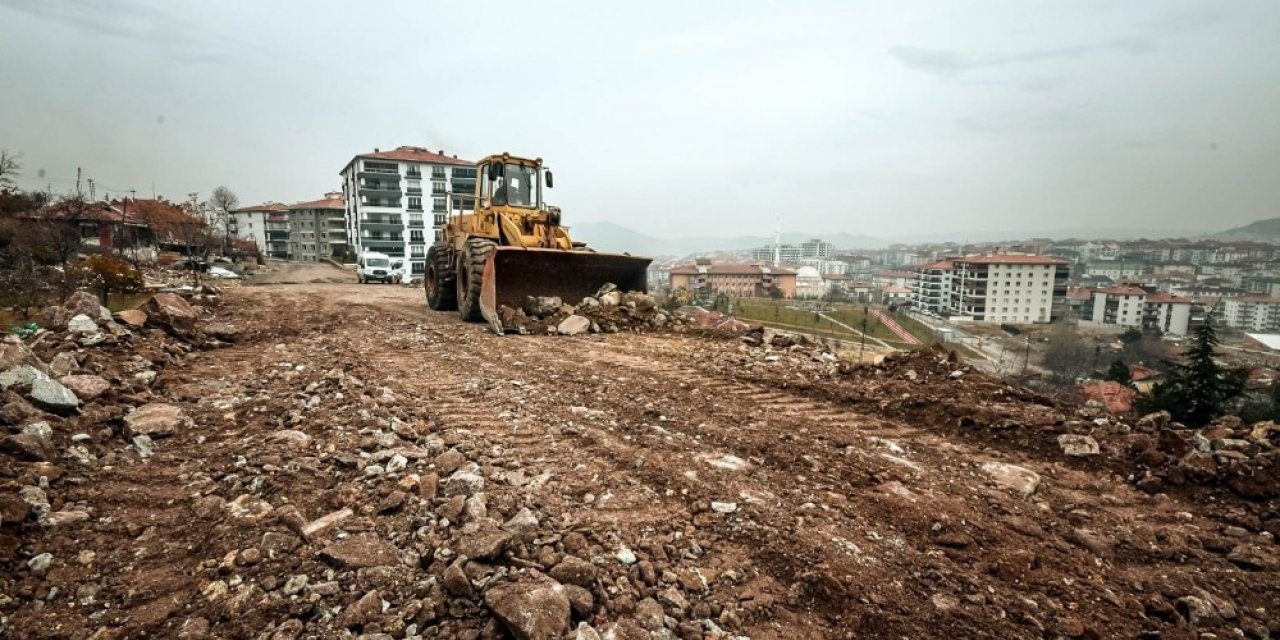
1021 336 1031 376
87 179 95 202
859 305 869 363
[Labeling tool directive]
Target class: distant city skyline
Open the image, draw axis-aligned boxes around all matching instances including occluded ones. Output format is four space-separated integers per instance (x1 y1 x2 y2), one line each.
1 1 1278 238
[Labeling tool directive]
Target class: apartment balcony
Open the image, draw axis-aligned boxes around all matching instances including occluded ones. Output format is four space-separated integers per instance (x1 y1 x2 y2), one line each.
360 216 403 228
360 200 402 210
406 187 423 195
407 219 425 228
405 170 422 179
359 184 402 197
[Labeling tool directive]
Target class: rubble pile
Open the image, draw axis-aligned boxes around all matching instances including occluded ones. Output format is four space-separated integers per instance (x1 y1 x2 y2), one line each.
690 338 1280 505
1 288 243 625
1124 412 1280 499
5 276 1280 638
496 284 683 335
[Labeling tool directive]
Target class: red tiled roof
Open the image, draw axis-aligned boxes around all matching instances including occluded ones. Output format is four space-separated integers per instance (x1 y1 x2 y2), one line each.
669 263 797 276
289 197 344 210
1145 293 1191 304
343 146 473 173
1096 286 1148 295
920 259 955 270
960 253 1068 265
1066 288 1093 300
30 201 126 223
882 286 912 294
232 202 289 213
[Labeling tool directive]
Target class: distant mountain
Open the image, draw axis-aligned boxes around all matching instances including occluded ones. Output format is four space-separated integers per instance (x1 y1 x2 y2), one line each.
1211 217 1280 242
567 221 881 256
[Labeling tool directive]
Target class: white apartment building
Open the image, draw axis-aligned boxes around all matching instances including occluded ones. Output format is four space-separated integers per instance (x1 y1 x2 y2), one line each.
1222 297 1280 332
912 253 1069 323
227 202 288 257
340 146 476 278
1086 261 1146 280
288 193 346 262
750 238 834 263
954 254 1069 324
1090 286 1147 327
913 259 955 313
1087 287 1193 335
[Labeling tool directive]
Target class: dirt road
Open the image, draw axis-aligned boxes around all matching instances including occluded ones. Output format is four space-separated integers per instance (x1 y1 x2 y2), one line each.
6 268 1278 639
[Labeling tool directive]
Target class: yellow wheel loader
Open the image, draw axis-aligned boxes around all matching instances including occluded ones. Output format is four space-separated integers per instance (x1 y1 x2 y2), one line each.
424 153 651 334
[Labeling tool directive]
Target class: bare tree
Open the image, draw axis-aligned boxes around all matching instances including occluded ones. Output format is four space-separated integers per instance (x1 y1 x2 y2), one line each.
0 150 20 190
1040 321 1099 386
175 197 216 285
210 186 239 257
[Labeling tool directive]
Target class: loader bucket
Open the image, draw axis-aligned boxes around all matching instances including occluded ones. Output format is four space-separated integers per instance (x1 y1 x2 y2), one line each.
479 247 652 334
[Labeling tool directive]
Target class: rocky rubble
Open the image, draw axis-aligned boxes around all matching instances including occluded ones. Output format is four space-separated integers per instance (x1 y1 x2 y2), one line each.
495 284 683 335
1 288 243 634
5 280 1280 639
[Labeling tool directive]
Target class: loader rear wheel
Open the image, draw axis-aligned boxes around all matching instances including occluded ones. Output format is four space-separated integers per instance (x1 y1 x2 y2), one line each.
425 244 457 310
456 237 496 322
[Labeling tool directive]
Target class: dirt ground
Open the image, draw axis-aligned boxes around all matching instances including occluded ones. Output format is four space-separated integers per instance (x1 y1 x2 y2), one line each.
4 264 1278 639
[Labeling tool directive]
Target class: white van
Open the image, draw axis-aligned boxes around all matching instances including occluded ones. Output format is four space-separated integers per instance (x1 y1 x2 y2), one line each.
357 252 395 284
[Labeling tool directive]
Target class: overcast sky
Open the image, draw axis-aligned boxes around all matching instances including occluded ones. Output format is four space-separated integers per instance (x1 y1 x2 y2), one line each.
1 0 1277 239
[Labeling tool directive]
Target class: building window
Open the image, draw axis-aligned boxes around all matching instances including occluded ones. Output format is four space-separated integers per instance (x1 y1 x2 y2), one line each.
408 197 422 211
410 230 424 242
433 198 446 211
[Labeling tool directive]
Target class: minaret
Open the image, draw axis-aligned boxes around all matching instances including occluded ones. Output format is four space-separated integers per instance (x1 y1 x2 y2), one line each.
773 215 781 267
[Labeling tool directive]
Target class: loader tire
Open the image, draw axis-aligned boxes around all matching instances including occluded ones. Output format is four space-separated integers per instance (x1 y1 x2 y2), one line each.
456 237 495 322
425 244 457 310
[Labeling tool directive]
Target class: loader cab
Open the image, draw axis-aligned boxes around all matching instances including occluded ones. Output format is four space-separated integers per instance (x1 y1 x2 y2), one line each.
479 156 548 210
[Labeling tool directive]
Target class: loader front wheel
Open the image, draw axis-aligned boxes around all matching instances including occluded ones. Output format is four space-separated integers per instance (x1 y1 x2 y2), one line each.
456 238 495 322
425 244 457 311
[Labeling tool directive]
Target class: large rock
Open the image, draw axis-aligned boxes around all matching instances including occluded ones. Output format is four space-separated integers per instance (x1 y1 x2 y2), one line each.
443 468 485 497
29 378 79 414
549 556 597 587
203 323 240 342
0 433 55 462
0 341 47 373
59 375 110 402
456 520 511 561
484 578 572 640
123 403 191 439
47 353 79 377
980 461 1041 497
0 493 31 524
0 365 45 391
66 314 98 334
557 315 591 336
115 309 148 329
1136 411 1172 432
141 293 198 336
1058 434 1100 457
39 306 70 331
64 291 102 319
524 297 563 318
319 533 399 569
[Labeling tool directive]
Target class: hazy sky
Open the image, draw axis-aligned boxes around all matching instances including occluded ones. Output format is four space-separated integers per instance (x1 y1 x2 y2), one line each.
1 0 1277 239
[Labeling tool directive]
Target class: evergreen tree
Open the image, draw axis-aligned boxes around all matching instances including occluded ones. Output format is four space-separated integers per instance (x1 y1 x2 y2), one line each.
1106 359 1134 387
1142 313 1245 426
